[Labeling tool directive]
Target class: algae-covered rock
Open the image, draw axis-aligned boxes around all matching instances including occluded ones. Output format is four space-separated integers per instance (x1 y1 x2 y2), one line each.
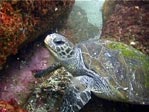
0 0 74 69
101 0 149 55
25 67 73 112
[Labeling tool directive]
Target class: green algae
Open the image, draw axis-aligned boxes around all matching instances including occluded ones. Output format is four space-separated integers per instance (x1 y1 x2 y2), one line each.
107 41 149 88
108 42 144 60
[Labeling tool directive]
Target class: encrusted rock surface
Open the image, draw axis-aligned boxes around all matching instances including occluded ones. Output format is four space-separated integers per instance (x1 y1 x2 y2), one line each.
0 0 74 69
25 67 73 112
102 0 149 55
0 43 51 105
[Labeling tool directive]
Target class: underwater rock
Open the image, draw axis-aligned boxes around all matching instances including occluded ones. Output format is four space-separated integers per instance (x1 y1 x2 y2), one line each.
0 0 74 69
102 0 116 23
25 67 73 112
0 43 52 105
101 0 149 55
0 99 27 112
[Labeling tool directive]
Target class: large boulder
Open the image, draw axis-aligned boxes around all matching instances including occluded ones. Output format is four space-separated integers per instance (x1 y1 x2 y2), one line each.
0 0 74 69
101 0 149 55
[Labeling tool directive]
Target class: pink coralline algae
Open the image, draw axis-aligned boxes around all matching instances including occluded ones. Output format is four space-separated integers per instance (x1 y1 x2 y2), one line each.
27 47 51 72
0 45 51 105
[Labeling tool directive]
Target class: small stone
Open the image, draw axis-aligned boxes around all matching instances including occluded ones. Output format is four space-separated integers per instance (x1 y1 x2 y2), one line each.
55 7 58 11
17 57 20 60
135 6 139 10
130 41 136 45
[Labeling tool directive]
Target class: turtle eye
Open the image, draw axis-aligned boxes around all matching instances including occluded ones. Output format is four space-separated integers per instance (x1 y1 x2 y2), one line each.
53 38 65 45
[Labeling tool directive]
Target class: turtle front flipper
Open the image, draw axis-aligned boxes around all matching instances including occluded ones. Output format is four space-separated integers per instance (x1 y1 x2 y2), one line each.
34 62 62 78
60 76 94 112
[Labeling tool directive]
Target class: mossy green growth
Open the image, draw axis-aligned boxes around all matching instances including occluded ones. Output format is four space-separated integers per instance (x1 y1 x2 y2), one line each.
107 42 144 60
107 41 149 88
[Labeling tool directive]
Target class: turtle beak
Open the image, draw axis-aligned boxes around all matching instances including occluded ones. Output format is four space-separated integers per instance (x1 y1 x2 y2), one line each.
44 33 59 45
44 35 52 46
44 34 58 58
44 34 54 52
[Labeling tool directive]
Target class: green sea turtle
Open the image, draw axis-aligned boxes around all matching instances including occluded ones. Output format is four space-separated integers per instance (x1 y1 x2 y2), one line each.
43 33 149 112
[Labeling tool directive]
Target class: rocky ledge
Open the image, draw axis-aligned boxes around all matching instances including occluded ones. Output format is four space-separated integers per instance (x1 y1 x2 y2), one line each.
102 0 149 55
0 0 74 69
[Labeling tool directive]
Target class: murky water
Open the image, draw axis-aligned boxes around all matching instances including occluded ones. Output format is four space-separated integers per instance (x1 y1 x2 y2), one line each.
75 0 104 27
58 0 105 43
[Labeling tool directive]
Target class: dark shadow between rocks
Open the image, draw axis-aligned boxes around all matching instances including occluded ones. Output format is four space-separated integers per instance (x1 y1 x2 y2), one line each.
81 94 149 112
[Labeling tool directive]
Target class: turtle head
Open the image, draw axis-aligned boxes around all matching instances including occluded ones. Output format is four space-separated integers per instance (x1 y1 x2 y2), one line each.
44 33 75 61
